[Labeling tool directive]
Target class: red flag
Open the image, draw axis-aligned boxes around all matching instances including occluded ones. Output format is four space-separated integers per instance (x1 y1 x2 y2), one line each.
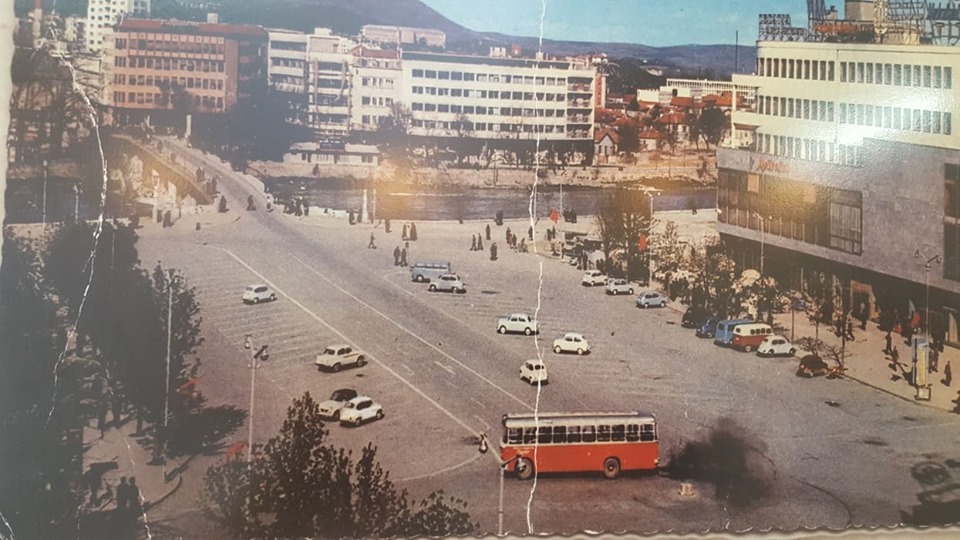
550 208 559 223
225 441 246 461
637 234 648 252
177 376 204 396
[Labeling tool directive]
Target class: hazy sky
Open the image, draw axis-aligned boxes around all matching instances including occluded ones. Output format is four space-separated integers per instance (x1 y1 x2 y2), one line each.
419 0 809 46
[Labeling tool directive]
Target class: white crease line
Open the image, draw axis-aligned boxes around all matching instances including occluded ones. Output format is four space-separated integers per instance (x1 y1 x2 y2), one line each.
473 414 492 433
294 256 533 412
212 247 480 435
400 363 415 376
434 361 456 376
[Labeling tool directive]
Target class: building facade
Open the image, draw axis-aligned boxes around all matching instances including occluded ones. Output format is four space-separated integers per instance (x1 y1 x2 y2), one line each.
85 0 150 52
718 39 960 345
361 25 445 49
350 46 401 132
103 18 267 115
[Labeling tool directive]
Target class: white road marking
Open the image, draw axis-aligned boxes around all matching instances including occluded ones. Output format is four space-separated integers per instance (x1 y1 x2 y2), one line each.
397 451 485 483
400 363 415 376
296 256 533 411
470 397 486 409
473 414 492 432
381 271 419 299
434 361 456 376
213 247 483 435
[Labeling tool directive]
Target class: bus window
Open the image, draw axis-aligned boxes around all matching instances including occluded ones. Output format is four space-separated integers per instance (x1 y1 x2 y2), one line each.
641 424 656 441
566 425 581 443
626 425 640 442
611 424 625 442
597 425 611 442
523 428 536 444
507 427 522 444
538 427 552 444
582 425 596 443
552 426 566 444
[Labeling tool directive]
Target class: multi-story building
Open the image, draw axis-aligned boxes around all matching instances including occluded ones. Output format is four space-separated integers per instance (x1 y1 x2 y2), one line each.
718 29 960 344
350 46 401 132
102 17 267 117
398 51 597 147
361 24 446 49
85 0 150 53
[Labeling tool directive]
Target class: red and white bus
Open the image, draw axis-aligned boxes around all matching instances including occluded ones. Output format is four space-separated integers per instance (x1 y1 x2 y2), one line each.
500 411 659 480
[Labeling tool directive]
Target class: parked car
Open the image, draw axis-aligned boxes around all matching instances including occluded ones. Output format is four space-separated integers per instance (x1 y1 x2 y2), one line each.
713 318 755 347
497 313 540 335
695 316 720 338
635 291 667 308
796 355 830 378
757 335 797 357
605 278 635 296
681 306 711 329
317 388 358 420
730 323 774 352
520 359 549 385
553 333 590 355
339 395 384 426
315 344 367 372
581 270 607 287
428 273 466 293
242 284 276 304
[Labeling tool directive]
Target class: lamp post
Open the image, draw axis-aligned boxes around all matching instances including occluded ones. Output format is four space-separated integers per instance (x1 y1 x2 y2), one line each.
478 433 521 537
41 159 48 224
74 182 81 222
752 212 769 275
243 334 269 463
161 269 175 472
647 192 657 285
914 250 942 338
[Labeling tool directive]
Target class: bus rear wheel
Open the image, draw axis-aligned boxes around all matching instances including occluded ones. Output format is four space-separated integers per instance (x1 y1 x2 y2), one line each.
516 458 535 480
602 457 621 480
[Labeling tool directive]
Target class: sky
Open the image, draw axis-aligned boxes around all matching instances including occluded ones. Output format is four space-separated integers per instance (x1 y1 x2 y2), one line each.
419 0 810 46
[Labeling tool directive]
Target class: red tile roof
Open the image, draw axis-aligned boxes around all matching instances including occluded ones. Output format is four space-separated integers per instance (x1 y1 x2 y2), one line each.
658 111 687 124
638 129 661 139
594 128 619 145
670 96 694 108
116 18 267 40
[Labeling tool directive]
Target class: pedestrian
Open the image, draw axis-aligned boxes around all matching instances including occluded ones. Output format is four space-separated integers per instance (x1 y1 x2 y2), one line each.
163 210 172 228
485 223 491 241
156 208 163 223
944 361 953 386
885 331 893 355
116 476 129 513
477 235 484 251
85 469 102 505
891 346 900 366
97 393 110 438
368 233 376 249
127 477 141 513
490 242 498 261
470 234 477 251
402 224 409 241
400 247 408 267
393 245 401 266
112 387 123 429
303 201 310 216
930 347 939 373
858 302 868 330
385 219 392 233
846 320 855 341
519 238 527 253
528 226 533 240
409 222 418 241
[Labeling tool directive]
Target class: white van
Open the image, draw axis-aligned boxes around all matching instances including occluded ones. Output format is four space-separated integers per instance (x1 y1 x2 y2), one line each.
731 323 774 352
410 261 452 283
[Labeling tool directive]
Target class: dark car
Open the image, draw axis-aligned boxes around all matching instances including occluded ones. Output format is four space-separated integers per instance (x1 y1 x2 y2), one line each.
695 316 720 339
681 307 712 329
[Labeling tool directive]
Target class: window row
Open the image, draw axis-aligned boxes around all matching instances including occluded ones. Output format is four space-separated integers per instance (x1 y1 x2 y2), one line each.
758 57 835 81
411 103 571 117
504 423 656 445
412 86 567 101
115 74 224 91
120 38 227 55
361 77 394 88
411 119 567 134
411 69 567 86
839 103 953 135
360 96 393 106
757 133 865 167
758 96 834 122
840 61 952 89
113 91 223 109
114 56 226 73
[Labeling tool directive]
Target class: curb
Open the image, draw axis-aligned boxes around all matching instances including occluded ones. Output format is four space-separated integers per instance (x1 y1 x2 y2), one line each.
144 474 183 512
841 372 955 413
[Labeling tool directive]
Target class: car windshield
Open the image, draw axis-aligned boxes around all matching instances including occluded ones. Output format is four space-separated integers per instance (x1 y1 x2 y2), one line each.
323 348 337 355
245 286 255 292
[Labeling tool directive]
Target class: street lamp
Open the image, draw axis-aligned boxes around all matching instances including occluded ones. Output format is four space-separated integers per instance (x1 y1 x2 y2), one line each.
752 212 770 275
41 159 48 224
914 250 942 339
243 333 269 463
478 433 521 537
647 192 657 285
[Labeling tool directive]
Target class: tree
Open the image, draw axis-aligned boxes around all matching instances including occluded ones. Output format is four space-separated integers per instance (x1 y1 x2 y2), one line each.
654 221 684 274
617 122 640 154
203 392 477 538
747 276 783 324
699 253 744 319
595 187 653 281
699 107 727 149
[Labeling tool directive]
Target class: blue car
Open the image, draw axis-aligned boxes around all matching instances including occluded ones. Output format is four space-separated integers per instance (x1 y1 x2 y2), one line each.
695 316 719 338
713 318 754 347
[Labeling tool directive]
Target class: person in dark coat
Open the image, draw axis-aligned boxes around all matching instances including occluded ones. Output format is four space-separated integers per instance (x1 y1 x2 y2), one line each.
393 246 401 266
385 219 391 233
528 226 533 240
477 235 484 251
127 478 141 513
400 247 408 267
163 210 173 228
116 477 129 513
368 233 376 249
884 332 893 355
409 222 418 241
402 224 409 241
490 242 498 261
303 201 309 216
470 235 477 251
485 224 491 241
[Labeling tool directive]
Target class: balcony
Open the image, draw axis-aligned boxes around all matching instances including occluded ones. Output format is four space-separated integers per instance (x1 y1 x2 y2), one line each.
567 99 591 109
567 130 591 139
567 83 591 93
566 114 591 124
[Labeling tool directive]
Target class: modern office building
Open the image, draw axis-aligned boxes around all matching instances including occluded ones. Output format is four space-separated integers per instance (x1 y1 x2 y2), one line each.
361 25 446 49
718 27 960 344
102 17 267 116
349 46 401 132
85 0 150 52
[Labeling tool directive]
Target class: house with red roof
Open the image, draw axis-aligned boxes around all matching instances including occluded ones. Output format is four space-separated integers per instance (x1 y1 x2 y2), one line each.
594 128 619 164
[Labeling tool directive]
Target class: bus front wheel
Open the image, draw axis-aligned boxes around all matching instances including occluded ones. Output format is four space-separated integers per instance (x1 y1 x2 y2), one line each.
516 458 535 480
602 457 621 480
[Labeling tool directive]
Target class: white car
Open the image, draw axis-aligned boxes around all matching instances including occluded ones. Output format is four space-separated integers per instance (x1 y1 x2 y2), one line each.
497 313 540 335
636 291 667 308
315 344 367 372
553 333 590 355
428 273 466 293
757 335 797 357
581 270 607 286
339 395 384 427
520 359 549 385
242 284 276 304
605 278 635 296
317 388 358 420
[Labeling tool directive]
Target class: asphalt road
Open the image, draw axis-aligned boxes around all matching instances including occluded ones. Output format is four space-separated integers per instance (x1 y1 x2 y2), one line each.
136 139 960 536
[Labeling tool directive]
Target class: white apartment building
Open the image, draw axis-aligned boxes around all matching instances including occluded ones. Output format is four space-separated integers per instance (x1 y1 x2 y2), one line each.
350 46 400 132
399 51 596 142
718 38 960 344
361 25 445 49
85 0 149 52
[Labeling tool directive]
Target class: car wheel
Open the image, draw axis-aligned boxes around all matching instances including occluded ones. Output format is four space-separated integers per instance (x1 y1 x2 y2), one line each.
429 284 437 291
332 363 341 372
659 302 666 308
789 348 797 356
744 345 753 353
375 410 384 420
332 410 340 421
524 327 532 336
516 458 535 480
628 289 634 295
253 297 259 304
577 348 584 356
612 289 618 295
602 457 621 480
415 275 424 282
354 417 362 426
554 345 562 354
498 326 507 334
270 294 276 301
356 356 366 367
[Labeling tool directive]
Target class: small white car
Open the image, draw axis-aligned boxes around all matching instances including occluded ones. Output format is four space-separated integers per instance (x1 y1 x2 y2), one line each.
520 359 549 385
317 388 358 420
315 344 367 372
339 395 384 427
497 313 540 335
636 291 667 308
242 284 276 304
428 273 466 294
553 333 590 355
757 335 797 357
605 278 634 296
581 270 607 287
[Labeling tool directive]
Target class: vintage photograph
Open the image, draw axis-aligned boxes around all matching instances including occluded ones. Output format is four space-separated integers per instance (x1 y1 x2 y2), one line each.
2 0 960 537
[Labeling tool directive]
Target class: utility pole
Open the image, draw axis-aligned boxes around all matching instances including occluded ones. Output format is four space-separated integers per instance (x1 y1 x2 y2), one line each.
244 334 269 463
162 269 174 473
41 159 48 224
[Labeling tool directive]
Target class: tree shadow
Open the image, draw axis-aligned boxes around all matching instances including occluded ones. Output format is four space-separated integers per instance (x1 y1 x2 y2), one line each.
166 406 248 458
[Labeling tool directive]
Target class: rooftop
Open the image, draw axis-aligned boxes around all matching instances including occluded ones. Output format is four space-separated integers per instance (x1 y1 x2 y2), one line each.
116 18 267 40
